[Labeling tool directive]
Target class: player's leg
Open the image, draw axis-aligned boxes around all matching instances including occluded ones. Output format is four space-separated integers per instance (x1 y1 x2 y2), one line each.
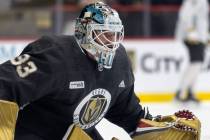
176 41 205 102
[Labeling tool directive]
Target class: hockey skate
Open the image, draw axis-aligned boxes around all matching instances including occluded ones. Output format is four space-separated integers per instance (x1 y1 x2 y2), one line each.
175 89 200 103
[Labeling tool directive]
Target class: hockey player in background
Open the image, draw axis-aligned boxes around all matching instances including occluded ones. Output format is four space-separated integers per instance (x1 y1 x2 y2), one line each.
175 0 209 102
0 1 201 140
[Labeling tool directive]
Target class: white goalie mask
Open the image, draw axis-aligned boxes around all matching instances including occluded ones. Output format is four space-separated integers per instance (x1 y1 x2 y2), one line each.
75 2 124 71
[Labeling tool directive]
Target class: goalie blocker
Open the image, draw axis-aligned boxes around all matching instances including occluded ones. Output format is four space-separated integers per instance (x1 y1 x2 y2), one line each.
132 110 201 140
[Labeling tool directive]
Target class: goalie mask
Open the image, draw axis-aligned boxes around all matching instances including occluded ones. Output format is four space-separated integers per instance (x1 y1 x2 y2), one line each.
75 2 124 71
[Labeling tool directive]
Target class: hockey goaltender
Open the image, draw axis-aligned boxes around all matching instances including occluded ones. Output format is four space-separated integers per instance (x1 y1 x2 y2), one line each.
0 1 200 140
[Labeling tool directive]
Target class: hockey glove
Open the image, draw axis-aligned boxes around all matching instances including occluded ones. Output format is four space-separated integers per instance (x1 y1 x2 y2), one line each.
132 110 201 140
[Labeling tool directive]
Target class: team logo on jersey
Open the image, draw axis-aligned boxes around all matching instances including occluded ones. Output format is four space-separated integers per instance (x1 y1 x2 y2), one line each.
73 88 111 129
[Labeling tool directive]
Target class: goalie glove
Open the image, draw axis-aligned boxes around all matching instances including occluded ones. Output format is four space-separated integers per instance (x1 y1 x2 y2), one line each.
132 110 201 140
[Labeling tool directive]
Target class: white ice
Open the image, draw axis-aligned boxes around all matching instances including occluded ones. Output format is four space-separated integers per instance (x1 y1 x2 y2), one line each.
96 101 210 140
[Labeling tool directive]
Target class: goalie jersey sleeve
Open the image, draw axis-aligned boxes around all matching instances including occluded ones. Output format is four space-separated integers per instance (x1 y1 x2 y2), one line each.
0 36 66 107
105 85 144 133
105 46 144 133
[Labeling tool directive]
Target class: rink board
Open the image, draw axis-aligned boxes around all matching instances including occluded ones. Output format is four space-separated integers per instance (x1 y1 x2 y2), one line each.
0 39 210 102
123 39 210 101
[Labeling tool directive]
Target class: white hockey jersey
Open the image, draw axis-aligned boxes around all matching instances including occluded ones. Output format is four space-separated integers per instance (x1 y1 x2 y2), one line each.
175 0 209 43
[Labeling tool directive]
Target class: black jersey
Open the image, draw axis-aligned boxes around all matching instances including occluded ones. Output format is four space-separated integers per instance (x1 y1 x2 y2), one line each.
0 36 144 140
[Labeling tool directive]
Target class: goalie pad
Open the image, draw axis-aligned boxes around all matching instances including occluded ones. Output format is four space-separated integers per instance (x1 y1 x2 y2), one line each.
0 100 19 140
63 125 92 140
132 110 201 140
